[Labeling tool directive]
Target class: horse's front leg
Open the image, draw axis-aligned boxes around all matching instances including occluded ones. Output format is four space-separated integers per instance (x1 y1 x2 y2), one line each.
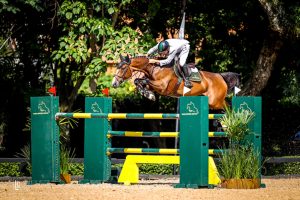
134 78 156 101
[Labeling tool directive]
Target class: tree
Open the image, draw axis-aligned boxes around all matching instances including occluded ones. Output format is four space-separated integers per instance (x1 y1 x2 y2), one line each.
185 0 299 98
241 0 300 96
0 0 59 156
52 0 154 112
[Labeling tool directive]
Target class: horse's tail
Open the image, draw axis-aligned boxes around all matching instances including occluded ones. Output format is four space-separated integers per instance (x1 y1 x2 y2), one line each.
220 72 241 94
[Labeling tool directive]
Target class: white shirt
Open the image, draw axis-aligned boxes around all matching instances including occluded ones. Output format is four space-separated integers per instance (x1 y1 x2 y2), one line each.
147 39 190 66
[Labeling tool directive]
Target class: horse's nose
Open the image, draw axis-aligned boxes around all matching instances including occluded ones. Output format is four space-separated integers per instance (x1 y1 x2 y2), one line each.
112 81 119 88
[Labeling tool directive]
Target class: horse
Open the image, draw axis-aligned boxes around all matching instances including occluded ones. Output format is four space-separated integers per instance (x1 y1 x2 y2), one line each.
112 55 240 110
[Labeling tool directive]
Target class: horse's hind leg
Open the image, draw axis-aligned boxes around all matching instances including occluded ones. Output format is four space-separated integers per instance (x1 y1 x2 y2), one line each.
207 93 227 110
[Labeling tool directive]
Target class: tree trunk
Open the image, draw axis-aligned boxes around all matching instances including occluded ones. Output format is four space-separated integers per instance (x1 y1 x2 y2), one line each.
240 31 284 96
241 0 288 96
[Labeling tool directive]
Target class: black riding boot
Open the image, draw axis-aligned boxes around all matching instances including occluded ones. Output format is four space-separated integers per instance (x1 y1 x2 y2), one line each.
182 66 193 88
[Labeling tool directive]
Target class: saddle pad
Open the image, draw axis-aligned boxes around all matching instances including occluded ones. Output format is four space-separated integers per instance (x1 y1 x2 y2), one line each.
190 68 202 82
174 65 202 82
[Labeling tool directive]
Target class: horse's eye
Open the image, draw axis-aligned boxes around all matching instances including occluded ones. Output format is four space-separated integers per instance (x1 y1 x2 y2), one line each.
117 62 124 69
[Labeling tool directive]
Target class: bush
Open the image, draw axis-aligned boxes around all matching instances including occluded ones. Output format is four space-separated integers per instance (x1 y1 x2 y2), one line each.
0 163 21 177
218 145 260 179
139 164 178 175
263 162 300 175
60 145 76 174
112 163 178 176
217 106 261 179
69 163 84 175
69 163 178 176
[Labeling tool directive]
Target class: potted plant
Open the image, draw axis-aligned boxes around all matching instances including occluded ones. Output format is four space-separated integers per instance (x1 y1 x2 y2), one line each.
60 144 75 184
218 106 261 189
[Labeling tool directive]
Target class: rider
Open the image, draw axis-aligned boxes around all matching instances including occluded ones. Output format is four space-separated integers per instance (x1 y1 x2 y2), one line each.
147 38 192 88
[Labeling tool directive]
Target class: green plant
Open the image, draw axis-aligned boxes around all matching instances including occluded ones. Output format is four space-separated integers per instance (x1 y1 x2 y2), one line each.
219 106 255 144
15 144 32 175
263 162 300 175
139 164 178 175
15 144 31 167
57 109 81 143
0 163 21 177
69 163 84 176
219 145 260 179
60 145 76 174
218 106 260 179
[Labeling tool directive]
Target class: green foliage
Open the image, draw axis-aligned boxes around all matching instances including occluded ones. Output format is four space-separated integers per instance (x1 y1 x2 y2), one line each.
0 0 19 13
219 106 255 144
69 163 84 176
264 162 300 176
0 163 21 176
51 0 155 107
52 32 89 64
14 144 32 175
100 26 153 60
139 164 178 175
86 27 154 78
219 145 260 179
112 163 177 176
15 144 31 168
1 0 299 167
0 0 44 13
68 163 178 176
55 108 81 144
79 74 137 99
278 69 300 106
192 12 234 71
60 145 76 174
218 106 260 179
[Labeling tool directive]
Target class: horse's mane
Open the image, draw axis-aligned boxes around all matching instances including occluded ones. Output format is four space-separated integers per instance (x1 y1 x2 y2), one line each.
131 55 164 60
132 55 148 59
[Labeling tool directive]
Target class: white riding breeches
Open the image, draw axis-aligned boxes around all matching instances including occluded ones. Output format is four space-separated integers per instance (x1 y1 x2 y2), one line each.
178 44 190 67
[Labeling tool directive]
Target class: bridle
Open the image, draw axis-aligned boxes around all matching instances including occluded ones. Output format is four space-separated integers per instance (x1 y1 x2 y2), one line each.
114 58 152 83
114 61 131 80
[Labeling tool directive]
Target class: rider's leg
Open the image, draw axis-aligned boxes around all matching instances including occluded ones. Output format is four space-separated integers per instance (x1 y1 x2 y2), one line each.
181 65 193 88
179 44 193 88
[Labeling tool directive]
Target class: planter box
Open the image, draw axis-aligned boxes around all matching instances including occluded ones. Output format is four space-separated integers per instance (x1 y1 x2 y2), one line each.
221 179 260 189
60 173 71 184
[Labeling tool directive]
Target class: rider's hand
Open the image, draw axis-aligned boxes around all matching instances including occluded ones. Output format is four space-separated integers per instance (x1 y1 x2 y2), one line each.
149 59 155 63
149 59 159 65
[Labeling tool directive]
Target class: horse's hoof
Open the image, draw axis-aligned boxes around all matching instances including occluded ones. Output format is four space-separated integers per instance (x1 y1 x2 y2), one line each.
148 94 156 101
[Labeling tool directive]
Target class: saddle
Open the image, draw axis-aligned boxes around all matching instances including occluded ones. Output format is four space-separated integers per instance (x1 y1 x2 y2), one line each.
173 62 202 82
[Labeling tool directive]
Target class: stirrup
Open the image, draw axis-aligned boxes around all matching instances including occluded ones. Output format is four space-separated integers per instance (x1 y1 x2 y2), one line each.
184 80 193 88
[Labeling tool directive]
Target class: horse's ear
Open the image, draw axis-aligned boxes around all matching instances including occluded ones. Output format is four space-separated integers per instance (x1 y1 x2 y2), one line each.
125 54 131 64
120 54 124 61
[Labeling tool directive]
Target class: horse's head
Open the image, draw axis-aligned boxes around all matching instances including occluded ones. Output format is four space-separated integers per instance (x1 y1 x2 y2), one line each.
112 54 132 88
112 55 150 88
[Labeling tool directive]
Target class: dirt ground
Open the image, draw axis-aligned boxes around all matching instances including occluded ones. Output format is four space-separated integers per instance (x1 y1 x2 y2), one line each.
1 177 300 200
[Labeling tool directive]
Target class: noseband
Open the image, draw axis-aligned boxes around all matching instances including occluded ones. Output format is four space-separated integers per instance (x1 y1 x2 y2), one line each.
114 57 153 83
114 61 131 82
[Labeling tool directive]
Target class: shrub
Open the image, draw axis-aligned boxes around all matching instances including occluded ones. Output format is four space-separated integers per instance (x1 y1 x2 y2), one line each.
0 163 21 177
218 106 261 179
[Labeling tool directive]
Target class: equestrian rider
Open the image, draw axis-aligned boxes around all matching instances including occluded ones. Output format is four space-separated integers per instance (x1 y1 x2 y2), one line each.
147 39 192 88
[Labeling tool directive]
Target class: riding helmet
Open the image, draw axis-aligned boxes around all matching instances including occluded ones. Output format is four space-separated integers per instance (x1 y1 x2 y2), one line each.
158 40 169 52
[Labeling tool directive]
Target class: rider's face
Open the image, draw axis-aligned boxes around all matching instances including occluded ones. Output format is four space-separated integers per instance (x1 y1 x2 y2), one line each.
159 48 169 57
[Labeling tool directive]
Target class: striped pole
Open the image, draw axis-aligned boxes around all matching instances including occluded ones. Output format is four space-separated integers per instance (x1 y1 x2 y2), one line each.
208 114 224 119
107 131 179 138
208 132 227 137
107 148 225 155
55 113 179 119
56 112 224 120
107 131 227 138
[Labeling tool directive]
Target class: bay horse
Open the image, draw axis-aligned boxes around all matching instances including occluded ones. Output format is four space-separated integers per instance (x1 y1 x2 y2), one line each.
112 55 240 110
